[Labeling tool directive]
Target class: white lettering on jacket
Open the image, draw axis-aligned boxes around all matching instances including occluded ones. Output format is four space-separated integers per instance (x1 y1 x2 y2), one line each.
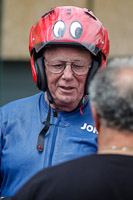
81 123 98 134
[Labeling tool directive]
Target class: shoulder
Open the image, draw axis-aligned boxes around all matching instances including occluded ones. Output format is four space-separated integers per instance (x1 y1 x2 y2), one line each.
14 154 133 200
13 155 103 199
0 92 45 121
26 154 101 181
1 92 43 112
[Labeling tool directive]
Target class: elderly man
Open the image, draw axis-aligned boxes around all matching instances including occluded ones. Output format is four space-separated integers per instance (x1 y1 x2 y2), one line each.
12 65 133 200
0 6 109 197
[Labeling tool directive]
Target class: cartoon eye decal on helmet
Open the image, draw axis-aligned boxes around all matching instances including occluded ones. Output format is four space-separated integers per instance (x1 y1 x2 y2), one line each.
53 20 66 38
70 21 83 39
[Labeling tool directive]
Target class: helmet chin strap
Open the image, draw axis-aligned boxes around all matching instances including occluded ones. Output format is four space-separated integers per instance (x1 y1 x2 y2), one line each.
37 102 51 152
46 89 54 104
36 89 53 152
78 95 86 107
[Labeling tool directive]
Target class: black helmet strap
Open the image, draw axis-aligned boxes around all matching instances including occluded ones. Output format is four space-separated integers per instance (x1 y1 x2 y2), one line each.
37 103 51 152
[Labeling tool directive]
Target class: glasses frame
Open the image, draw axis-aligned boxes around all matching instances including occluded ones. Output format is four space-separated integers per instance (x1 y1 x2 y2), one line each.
44 58 91 75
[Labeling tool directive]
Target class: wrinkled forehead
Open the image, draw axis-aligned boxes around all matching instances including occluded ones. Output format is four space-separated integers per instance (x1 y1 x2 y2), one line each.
44 46 92 62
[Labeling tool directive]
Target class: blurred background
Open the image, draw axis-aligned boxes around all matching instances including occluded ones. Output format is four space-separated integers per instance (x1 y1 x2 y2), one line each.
0 0 133 106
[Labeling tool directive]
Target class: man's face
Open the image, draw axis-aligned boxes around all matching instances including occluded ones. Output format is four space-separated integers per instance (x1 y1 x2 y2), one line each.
44 47 92 111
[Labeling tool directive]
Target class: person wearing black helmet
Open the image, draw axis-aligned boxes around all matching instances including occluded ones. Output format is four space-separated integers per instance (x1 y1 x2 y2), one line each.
0 6 109 198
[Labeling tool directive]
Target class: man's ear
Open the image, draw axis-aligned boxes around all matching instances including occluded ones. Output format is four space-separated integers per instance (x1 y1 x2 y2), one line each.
91 106 101 132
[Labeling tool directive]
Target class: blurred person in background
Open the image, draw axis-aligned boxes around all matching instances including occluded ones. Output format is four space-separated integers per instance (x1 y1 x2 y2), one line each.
12 65 133 200
107 56 133 68
0 6 109 198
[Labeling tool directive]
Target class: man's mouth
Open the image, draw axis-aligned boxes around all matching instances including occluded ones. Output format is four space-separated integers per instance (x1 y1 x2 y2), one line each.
61 86 74 90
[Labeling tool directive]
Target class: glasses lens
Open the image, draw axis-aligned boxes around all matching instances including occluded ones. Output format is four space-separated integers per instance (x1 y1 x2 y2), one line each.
45 60 65 73
72 64 90 75
49 64 65 73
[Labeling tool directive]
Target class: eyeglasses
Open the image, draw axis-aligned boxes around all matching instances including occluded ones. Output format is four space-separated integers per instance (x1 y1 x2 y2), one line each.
44 59 91 75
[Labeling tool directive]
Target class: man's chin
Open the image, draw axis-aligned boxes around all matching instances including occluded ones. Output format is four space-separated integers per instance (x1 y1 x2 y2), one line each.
54 98 78 111
57 96 75 104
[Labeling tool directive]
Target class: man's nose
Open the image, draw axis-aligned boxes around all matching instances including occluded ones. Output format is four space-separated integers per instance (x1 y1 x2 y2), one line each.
62 64 74 80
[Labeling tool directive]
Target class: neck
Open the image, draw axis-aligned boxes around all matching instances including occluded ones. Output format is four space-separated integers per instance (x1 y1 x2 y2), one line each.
45 93 60 112
45 92 83 112
97 125 133 156
98 145 133 155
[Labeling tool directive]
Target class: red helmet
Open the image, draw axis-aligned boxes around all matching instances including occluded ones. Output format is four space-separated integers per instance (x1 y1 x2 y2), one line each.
29 6 110 94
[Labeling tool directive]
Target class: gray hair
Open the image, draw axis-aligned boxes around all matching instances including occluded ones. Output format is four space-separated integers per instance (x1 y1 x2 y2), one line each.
107 56 133 68
89 66 133 132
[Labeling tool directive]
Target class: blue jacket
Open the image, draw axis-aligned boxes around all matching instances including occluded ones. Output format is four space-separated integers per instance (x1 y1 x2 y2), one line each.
0 92 97 197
